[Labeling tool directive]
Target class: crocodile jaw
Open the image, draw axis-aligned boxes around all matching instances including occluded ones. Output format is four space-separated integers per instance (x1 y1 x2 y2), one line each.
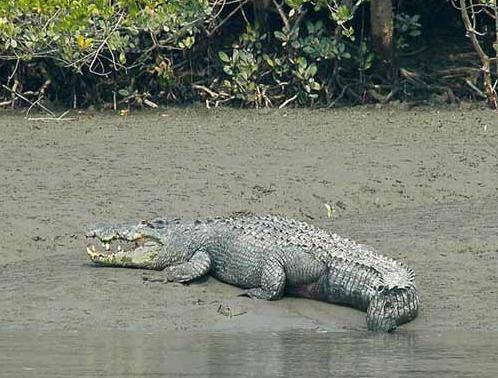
86 245 160 268
86 229 162 269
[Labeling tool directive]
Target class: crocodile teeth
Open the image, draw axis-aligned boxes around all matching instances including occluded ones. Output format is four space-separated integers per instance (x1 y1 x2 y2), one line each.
104 243 110 251
117 245 122 252
86 246 100 258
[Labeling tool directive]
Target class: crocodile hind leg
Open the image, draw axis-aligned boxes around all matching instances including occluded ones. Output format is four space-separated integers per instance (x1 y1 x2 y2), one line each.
240 257 286 300
142 250 211 283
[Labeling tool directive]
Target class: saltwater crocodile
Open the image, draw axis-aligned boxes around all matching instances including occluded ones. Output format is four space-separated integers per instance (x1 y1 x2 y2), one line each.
86 215 419 332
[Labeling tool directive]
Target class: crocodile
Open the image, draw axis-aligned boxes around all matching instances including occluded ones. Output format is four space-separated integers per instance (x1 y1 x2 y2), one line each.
85 215 419 332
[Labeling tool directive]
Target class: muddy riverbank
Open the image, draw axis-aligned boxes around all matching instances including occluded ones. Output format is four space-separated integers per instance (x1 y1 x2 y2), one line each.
0 106 497 333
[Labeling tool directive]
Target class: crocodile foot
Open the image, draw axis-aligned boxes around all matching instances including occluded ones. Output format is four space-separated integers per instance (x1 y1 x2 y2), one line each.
238 288 279 300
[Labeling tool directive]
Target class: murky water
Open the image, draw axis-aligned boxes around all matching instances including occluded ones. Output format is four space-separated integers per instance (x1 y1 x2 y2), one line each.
1 330 496 377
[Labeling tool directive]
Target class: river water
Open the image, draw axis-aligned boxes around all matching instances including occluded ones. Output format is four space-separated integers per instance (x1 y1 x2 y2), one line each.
1 329 496 377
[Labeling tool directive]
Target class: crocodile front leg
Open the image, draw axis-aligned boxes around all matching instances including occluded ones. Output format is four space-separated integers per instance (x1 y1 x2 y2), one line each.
142 250 211 283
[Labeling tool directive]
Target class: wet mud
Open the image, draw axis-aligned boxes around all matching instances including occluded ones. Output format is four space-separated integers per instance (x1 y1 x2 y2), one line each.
0 106 497 376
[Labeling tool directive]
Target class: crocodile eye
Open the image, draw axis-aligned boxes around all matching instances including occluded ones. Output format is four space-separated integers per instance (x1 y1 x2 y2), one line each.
377 285 385 292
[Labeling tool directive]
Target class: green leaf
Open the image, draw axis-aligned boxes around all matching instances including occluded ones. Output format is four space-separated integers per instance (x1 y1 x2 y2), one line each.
334 5 352 24
307 64 318 77
306 21 315 34
296 56 307 67
218 51 230 63
291 40 301 49
310 81 321 91
303 46 315 55
118 51 126 64
274 30 286 41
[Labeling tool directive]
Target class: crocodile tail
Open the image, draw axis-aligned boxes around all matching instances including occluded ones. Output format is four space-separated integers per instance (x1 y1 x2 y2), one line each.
366 285 419 332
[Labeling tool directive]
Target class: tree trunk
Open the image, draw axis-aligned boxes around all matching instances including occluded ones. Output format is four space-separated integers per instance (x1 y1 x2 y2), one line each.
370 0 394 66
253 0 271 29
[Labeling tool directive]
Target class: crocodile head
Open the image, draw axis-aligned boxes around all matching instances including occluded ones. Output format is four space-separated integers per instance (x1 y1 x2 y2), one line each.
85 221 164 269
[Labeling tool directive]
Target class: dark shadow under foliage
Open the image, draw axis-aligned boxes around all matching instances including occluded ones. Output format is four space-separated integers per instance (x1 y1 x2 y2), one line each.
0 0 496 110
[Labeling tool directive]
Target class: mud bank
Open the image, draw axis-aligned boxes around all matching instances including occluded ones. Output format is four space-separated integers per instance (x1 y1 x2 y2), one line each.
0 106 497 333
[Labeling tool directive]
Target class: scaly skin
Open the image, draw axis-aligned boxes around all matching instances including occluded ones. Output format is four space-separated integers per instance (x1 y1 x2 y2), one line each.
86 215 419 332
